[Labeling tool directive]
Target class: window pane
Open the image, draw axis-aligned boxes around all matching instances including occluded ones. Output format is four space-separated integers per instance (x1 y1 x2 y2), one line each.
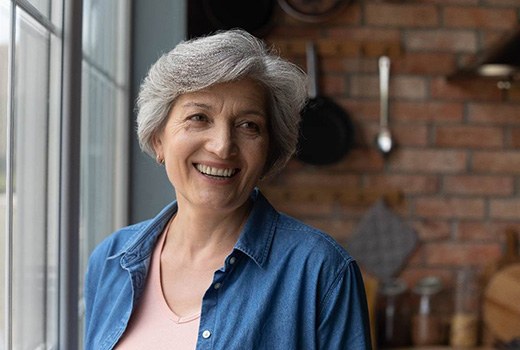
78 0 130 347
80 63 117 256
25 0 50 20
0 0 10 347
11 8 59 349
82 0 130 85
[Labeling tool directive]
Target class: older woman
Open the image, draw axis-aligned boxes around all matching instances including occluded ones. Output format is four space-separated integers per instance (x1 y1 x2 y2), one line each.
84 29 371 350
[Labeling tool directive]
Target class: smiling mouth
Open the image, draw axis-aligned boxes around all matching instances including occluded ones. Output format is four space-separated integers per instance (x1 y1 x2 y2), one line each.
195 164 240 179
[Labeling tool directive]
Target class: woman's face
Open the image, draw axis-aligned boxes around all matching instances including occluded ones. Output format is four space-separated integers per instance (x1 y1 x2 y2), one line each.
154 79 270 213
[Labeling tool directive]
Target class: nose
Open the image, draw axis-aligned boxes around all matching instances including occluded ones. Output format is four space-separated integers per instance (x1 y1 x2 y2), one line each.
205 124 238 159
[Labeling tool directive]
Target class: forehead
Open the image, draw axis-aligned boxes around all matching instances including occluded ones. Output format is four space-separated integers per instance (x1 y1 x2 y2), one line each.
174 79 268 111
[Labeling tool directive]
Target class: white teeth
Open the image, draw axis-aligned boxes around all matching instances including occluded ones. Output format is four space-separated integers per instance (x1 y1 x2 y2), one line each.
196 164 237 178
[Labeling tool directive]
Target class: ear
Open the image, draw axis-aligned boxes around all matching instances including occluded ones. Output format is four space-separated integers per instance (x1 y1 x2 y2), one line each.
152 133 164 159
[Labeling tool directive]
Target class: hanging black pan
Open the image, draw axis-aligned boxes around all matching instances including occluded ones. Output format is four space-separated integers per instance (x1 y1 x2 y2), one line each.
201 0 275 37
297 42 355 165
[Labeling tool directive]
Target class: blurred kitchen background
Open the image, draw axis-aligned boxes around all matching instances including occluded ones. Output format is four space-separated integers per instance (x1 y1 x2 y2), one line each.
1 0 520 349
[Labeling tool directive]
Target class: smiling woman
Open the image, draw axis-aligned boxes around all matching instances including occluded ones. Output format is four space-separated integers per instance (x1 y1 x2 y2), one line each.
84 29 372 350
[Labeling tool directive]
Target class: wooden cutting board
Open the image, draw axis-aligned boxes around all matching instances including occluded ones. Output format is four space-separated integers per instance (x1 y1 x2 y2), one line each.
482 228 520 343
483 263 520 342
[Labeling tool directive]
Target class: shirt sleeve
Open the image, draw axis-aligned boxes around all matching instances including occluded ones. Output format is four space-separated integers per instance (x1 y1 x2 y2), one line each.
317 259 372 350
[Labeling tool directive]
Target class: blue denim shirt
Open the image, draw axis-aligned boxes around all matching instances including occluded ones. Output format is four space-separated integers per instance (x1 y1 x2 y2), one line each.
85 189 371 349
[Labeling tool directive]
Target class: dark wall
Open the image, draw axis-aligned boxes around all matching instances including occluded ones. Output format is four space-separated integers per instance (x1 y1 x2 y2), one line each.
129 0 186 223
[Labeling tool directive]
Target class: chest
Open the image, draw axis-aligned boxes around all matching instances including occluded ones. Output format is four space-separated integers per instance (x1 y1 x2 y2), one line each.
160 250 229 318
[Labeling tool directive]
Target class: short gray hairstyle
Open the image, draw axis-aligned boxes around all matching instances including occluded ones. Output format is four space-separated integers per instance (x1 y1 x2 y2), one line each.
136 29 308 178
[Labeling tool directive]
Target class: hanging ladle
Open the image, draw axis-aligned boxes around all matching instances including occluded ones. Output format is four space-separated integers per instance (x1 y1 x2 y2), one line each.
375 56 393 156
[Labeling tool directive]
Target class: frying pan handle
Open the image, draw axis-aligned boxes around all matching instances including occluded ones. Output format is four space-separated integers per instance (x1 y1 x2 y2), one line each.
379 56 390 128
306 42 318 98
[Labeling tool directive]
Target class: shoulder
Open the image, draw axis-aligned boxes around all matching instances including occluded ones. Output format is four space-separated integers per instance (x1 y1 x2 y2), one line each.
88 219 153 266
272 212 355 271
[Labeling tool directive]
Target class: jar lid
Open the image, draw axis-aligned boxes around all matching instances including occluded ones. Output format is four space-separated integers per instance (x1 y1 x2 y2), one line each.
380 279 408 296
413 276 443 295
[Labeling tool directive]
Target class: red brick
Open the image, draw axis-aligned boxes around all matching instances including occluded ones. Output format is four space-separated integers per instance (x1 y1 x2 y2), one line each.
472 151 520 173
270 171 361 188
326 27 401 42
349 75 378 98
321 56 344 73
424 241 502 266
342 57 378 74
393 124 429 147
392 76 430 99
266 195 334 217
322 74 345 96
331 148 385 172
435 125 504 148
415 197 485 219
406 29 478 52
349 75 428 99
305 217 358 242
392 52 457 75
443 6 518 29
392 101 464 123
357 123 383 147
456 221 518 241
418 0 478 4
412 219 452 240
390 149 467 173
431 77 503 101
365 3 439 27
484 0 520 6
360 123 424 151
482 28 512 44
444 175 514 196
508 86 520 103
468 103 520 125
266 24 317 39
490 198 520 219
512 128 520 148
326 3 362 26
340 99 379 122
365 174 439 195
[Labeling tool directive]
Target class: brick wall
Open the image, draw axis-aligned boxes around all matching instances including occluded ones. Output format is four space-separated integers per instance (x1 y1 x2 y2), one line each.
262 0 520 303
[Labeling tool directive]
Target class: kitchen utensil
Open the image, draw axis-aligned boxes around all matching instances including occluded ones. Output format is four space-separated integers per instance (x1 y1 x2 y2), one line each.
346 199 417 281
375 56 394 156
296 42 355 165
196 0 275 37
483 228 520 343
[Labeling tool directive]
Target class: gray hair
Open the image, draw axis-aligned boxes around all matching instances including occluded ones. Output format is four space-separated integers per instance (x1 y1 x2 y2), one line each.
136 29 308 178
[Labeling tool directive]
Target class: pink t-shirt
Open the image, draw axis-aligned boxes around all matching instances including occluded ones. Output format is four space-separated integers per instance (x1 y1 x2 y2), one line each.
115 229 201 349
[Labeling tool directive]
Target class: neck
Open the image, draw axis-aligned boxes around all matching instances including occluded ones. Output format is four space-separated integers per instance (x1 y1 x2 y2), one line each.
163 199 251 262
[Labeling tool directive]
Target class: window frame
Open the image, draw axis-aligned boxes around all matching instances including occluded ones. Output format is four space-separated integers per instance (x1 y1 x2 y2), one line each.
2 0 130 348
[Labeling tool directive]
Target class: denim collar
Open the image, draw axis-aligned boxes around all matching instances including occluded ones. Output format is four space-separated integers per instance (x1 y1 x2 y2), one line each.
114 188 277 269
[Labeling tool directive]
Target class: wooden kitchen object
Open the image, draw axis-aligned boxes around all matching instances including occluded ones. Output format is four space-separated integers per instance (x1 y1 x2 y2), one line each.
482 228 520 344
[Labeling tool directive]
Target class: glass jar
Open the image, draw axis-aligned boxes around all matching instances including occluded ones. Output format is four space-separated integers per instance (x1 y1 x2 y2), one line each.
450 268 480 347
412 276 444 346
376 279 412 348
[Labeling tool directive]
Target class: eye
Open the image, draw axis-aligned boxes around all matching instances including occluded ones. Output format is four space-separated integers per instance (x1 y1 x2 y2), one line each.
238 121 261 133
188 114 208 123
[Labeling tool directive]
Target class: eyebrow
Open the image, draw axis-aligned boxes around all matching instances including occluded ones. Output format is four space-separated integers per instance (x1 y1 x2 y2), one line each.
180 101 211 110
180 101 267 119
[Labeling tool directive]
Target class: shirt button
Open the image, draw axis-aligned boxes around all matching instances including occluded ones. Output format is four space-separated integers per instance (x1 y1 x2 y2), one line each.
214 282 221 290
202 330 211 339
229 256 236 265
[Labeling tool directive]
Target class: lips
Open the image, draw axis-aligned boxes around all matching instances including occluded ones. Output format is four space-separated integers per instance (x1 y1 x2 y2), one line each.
195 163 239 178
